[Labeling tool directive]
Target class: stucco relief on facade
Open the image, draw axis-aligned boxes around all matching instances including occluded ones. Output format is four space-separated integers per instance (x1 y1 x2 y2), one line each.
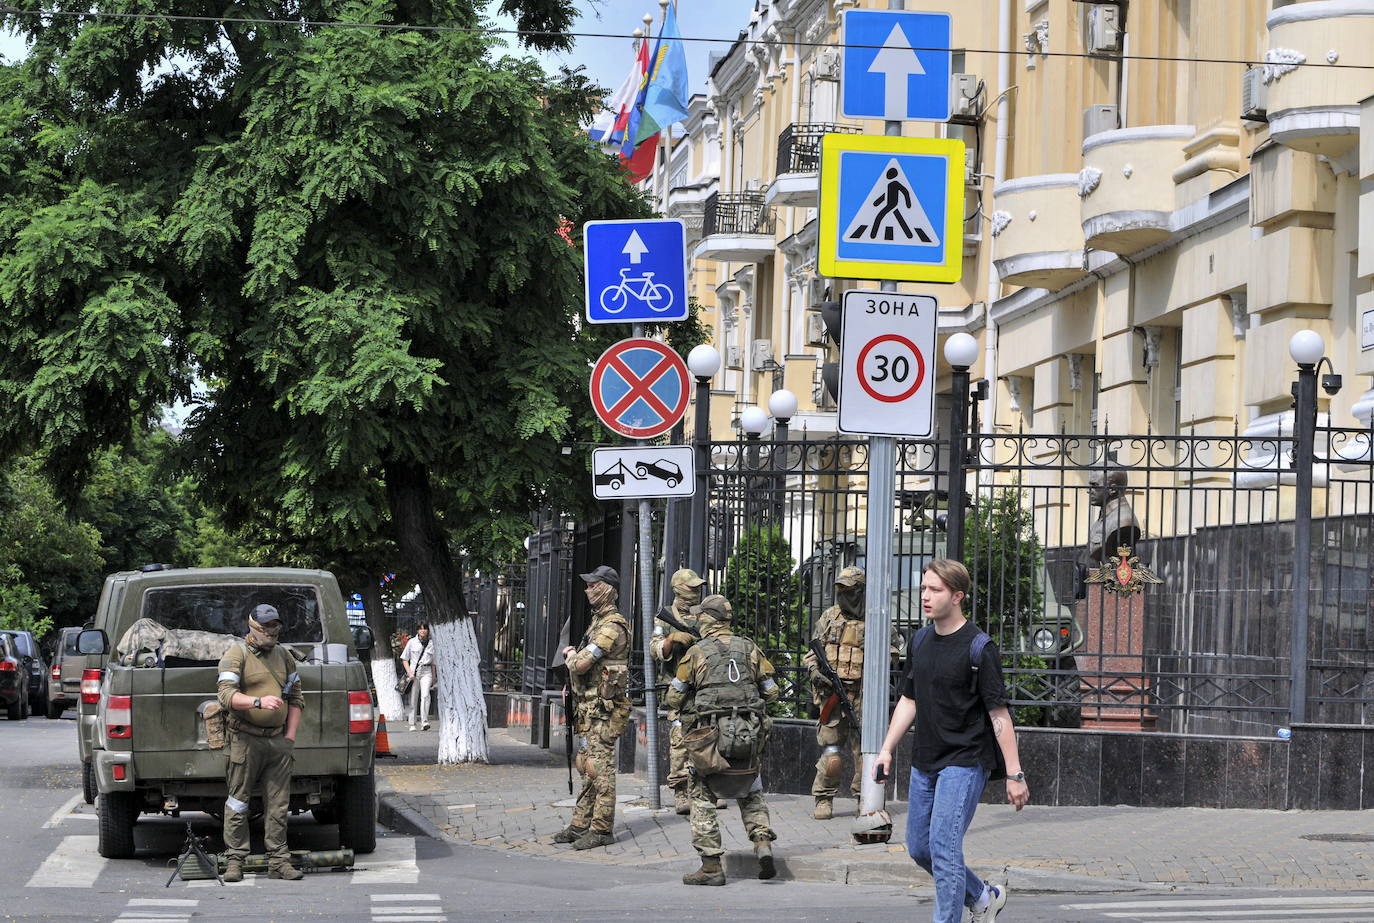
1078 167 1103 197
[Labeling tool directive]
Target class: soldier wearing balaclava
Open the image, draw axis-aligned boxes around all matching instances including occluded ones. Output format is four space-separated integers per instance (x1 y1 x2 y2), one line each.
649 567 707 814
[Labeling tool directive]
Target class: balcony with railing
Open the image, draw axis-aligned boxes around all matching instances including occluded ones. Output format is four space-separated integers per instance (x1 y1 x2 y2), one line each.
694 191 777 262
766 122 862 208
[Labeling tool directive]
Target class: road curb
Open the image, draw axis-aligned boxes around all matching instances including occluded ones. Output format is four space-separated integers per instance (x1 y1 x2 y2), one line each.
376 778 452 844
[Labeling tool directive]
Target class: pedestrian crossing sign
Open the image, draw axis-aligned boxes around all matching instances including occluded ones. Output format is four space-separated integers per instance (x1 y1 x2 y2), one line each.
818 134 966 284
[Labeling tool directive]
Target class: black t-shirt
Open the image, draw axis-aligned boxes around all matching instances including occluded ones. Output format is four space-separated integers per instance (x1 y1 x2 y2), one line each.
897 620 1008 774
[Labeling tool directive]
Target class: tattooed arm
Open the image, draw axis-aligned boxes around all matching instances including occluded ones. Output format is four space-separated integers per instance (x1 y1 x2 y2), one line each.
987 705 1029 810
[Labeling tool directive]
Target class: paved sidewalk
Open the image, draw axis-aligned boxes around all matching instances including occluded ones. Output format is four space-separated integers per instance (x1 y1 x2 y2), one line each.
377 727 1374 892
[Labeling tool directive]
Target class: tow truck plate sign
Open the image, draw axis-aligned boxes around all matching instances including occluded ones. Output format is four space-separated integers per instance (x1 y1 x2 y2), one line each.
592 445 695 500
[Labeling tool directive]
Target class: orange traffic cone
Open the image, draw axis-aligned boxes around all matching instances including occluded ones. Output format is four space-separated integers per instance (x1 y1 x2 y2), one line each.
375 713 397 758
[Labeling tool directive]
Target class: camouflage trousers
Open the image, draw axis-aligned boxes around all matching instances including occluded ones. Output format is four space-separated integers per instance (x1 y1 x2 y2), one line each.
666 717 689 793
570 718 619 834
688 773 774 858
812 682 864 799
223 730 294 864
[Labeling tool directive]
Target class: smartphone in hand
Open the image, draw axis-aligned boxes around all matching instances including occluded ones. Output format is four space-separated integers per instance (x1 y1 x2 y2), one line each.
875 764 888 782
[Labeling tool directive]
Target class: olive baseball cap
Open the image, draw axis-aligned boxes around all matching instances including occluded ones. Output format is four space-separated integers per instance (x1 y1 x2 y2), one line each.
579 565 620 590
835 566 866 588
689 594 732 621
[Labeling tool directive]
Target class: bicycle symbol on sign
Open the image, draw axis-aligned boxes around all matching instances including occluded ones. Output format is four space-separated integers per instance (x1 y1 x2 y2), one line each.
599 267 676 314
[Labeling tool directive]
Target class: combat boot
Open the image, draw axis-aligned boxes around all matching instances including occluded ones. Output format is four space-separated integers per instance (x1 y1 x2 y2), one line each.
268 863 304 881
553 824 588 844
222 860 244 883
572 830 615 850
813 797 833 820
754 840 776 880
674 790 691 816
682 856 726 886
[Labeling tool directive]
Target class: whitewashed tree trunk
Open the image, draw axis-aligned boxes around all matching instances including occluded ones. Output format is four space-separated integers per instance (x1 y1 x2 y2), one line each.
371 653 405 724
433 617 489 764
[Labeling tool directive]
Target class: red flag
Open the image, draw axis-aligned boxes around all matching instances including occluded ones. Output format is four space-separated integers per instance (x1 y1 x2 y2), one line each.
623 132 658 182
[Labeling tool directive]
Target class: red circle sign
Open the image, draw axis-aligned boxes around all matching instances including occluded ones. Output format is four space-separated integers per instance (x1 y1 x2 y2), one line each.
589 338 690 439
856 334 926 403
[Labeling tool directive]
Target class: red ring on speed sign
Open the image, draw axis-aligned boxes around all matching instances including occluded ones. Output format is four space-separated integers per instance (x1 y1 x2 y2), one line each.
856 335 926 403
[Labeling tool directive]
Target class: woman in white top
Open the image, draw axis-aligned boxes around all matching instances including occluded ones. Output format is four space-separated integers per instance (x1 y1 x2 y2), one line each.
401 622 436 730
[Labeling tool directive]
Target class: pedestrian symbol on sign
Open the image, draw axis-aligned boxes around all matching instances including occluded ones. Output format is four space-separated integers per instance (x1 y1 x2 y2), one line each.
843 159 937 246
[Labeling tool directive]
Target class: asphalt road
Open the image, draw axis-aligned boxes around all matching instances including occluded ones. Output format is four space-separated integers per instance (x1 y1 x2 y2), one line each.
5 715 1374 921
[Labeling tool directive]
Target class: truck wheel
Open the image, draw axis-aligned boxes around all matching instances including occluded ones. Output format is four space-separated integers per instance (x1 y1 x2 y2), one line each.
335 768 376 854
5 697 21 720
82 761 96 805
47 700 63 719
97 791 139 858
311 806 337 826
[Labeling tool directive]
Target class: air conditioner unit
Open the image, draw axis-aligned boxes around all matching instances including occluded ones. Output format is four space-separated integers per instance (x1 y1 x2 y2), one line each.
965 150 983 189
816 49 841 81
1088 4 1121 54
745 177 762 192
1241 67 1269 122
750 339 774 368
726 344 743 369
950 73 982 118
1083 104 1119 140
805 312 827 347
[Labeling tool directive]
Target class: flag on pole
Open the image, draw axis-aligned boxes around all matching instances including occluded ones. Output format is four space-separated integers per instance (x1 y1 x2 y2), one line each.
617 28 659 183
635 7 691 145
589 55 642 145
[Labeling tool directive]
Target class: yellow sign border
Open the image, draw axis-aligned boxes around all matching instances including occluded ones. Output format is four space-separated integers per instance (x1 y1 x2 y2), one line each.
817 134 966 284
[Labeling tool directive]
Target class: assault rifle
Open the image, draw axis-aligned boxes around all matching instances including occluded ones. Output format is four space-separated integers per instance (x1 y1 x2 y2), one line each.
655 606 701 640
808 640 860 728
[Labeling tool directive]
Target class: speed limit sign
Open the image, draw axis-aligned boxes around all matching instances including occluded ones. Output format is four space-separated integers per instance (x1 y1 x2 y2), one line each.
838 290 938 437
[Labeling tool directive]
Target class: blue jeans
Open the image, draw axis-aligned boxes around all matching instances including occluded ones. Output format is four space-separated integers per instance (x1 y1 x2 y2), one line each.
906 764 988 923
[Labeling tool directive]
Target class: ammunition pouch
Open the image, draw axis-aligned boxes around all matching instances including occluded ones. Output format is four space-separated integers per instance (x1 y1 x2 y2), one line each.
683 725 731 775
200 701 228 750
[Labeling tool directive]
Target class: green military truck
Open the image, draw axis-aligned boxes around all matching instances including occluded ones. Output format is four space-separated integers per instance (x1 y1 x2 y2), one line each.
75 566 378 859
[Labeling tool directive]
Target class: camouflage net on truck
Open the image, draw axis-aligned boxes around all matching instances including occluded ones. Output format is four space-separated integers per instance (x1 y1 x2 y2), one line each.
116 618 237 667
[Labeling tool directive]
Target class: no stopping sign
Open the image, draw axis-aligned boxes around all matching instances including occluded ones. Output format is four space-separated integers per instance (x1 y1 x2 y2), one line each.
838 291 938 437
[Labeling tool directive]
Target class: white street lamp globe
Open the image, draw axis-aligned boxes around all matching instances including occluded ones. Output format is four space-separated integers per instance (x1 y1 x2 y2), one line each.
1288 330 1325 367
944 332 979 369
687 344 722 379
740 406 769 436
767 388 798 421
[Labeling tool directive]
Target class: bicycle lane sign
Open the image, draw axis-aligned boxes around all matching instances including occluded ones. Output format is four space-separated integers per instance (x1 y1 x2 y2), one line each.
589 338 690 439
583 218 688 324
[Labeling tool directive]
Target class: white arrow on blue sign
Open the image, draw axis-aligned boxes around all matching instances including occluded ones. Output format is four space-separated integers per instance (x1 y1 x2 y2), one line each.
841 9 952 123
583 218 688 325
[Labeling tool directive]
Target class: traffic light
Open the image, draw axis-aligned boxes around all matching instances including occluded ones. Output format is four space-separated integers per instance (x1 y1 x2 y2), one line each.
819 296 841 402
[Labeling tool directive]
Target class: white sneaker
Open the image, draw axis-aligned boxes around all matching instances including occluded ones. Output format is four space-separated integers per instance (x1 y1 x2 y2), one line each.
969 884 1007 923
408 724 417 731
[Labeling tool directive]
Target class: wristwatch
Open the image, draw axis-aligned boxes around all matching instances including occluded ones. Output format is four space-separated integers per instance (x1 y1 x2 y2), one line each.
253 697 261 709
1007 770 1027 783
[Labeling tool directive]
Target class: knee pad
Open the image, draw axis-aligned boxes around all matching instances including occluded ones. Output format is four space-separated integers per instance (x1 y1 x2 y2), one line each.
583 755 599 780
819 745 843 777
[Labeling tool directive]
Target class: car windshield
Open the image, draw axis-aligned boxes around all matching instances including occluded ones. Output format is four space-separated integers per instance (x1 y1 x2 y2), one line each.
140 584 324 643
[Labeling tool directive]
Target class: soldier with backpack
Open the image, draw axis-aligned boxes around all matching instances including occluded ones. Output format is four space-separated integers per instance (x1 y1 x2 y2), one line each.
874 559 1029 923
665 594 780 886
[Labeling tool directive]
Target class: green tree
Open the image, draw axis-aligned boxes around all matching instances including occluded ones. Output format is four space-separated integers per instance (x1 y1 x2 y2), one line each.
80 427 198 573
723 523 807 716
0 2 643 761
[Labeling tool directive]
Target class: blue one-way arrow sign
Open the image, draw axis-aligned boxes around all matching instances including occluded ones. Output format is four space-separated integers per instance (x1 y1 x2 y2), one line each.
842 10 952 122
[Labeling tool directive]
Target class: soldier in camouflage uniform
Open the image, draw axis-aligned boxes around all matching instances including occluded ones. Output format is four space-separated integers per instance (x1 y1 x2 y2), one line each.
553 566 631 851
801 566 904 820
216 604 307 881
665 595 780 886
650 567 706 815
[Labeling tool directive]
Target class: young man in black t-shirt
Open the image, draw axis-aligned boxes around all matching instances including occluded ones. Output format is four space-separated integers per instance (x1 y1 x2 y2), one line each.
874 559 1029 923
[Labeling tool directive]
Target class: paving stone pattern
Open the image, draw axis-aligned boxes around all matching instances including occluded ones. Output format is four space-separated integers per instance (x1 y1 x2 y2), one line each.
379 728 1374 891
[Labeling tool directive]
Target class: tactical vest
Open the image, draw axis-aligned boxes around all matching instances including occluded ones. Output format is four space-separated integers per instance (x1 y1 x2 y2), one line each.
690 635 765 762
573 612 631 708
821 612 865 682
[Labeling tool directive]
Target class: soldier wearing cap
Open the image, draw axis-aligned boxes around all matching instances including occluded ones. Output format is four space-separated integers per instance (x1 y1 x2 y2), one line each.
216 603 307 881
801 565 905 820
553 565 631 850
665 594 779 886
650 567 707 814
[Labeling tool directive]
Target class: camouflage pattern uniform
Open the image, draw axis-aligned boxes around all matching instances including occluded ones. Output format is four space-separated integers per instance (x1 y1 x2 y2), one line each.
564 571 631 847
649 568 706 812
665 595 780 885
216 609 306 878
800 566 904 815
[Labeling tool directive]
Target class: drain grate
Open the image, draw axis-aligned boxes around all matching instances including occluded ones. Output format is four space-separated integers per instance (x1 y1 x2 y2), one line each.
1301 833 1374 843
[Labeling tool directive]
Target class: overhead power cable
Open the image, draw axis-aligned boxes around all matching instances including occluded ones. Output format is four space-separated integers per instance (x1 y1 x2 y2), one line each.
2 7 1373 73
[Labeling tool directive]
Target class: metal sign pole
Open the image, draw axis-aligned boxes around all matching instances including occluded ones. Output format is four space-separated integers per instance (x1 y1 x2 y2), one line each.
853 11 904 839
632 322 663 810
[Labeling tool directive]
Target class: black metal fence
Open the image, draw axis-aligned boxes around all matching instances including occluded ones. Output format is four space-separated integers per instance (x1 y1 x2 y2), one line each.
702 191 775 237
464 565 525 692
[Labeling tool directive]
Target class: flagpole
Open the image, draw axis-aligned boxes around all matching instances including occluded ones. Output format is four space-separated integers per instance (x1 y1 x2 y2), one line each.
656 2 671 213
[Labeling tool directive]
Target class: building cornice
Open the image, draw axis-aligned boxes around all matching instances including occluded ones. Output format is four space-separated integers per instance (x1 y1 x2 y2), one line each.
1268 0 1374 28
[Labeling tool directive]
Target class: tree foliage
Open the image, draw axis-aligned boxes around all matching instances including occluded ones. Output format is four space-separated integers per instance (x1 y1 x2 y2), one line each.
723 522 807 717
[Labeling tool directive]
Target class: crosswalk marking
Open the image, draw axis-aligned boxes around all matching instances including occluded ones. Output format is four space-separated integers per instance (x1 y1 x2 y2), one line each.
371 892 445 922
1064 897 1374 910
25 835 107 888
1061 896 1374 922
355 837 420 884
41 793 84 828
114 897 197 923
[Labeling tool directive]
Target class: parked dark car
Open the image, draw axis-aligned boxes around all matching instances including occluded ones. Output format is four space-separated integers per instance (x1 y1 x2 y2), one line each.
0 629 48 714
0 634 27 720
46 627 84 718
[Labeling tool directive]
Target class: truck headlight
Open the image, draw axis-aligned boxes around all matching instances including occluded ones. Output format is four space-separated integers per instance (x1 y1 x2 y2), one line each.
1031 628 1057 653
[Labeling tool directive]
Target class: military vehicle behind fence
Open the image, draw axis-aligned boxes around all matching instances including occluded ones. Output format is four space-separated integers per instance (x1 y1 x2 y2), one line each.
76 566 378 859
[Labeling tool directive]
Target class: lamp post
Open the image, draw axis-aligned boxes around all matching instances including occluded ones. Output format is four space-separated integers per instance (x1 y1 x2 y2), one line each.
767 389 797 521
687 344 721 575
943 333 979 561
768 388 797 443
1287 330 1325 726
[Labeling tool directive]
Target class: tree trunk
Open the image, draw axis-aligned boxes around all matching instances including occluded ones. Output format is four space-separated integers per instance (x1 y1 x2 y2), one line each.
384 458 488 764
362 582 405 723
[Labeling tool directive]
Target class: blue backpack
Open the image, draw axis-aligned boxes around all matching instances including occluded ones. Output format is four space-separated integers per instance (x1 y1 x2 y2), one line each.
909 624 1007 782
